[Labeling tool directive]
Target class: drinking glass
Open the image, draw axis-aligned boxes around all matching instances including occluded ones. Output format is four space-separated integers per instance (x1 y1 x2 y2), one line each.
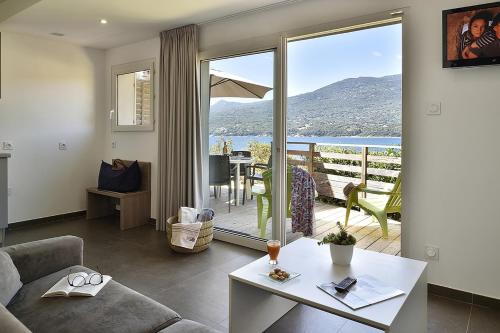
267 240 281 266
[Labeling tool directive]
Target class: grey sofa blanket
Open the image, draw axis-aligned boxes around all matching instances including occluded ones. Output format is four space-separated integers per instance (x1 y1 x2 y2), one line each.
8 265 181 333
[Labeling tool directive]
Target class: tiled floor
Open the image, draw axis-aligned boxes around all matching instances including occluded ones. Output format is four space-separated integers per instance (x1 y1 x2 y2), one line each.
5 216 500 332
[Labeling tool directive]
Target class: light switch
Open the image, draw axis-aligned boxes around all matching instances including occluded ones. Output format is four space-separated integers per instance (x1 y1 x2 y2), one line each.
58 142 67 150
2 141 14 150
426 102 441 116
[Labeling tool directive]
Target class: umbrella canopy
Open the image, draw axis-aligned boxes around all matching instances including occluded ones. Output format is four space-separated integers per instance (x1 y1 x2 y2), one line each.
210 69 272 99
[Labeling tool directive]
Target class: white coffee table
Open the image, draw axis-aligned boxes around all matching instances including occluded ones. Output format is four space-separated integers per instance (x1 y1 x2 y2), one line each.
229 238 427 333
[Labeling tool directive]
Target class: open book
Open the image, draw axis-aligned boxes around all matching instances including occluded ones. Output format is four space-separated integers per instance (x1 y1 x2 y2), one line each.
42 272 112 298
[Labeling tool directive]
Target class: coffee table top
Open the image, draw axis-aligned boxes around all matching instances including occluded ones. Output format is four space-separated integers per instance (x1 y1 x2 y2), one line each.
229 238 427 330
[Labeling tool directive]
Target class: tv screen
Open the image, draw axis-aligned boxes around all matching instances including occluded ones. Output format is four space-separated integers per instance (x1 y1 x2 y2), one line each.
443 2 500 68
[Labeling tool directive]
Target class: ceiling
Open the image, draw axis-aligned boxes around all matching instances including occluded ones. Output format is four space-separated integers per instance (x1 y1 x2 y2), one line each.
0 0 296 49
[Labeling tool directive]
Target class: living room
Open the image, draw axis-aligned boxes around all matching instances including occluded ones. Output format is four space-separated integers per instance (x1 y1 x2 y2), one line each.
1 0 499 332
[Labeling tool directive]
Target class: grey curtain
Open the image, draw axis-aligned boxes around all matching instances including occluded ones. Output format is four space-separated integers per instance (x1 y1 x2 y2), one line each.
157 24 202 231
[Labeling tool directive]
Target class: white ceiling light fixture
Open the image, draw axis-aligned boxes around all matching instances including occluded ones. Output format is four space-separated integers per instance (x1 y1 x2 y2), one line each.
99 18 107 24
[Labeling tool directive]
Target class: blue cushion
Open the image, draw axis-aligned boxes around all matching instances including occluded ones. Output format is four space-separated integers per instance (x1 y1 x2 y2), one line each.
98 160 141 193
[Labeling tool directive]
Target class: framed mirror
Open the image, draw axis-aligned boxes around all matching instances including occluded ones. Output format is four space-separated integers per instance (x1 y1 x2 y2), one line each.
111 59 155 131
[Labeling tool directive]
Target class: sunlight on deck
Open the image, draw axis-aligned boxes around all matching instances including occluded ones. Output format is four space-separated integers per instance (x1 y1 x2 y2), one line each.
209 188 401 256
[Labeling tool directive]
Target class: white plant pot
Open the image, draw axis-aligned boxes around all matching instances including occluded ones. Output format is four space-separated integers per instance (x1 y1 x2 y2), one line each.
329 244 354 265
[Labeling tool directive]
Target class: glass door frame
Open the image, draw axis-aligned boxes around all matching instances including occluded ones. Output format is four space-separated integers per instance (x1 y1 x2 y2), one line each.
281 15 404 247
200 48 284 251
199 8 405 252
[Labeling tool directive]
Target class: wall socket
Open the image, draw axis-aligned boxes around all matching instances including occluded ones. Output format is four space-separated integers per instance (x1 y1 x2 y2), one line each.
58 142 67 150
426 102 441 116
111 141 117 149
425 245 439 261
2 141 14 150
7 187 12 196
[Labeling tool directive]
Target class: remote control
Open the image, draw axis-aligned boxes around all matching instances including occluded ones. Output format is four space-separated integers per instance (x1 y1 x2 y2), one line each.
334 277 357 293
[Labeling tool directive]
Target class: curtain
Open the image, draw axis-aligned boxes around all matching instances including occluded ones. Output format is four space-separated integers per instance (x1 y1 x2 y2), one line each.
157 24 202 231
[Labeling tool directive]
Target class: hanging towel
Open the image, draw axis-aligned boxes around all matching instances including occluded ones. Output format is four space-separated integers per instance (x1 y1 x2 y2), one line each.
291 166 316 236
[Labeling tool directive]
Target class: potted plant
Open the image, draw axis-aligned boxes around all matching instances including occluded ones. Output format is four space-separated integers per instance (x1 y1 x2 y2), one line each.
318 222 357 265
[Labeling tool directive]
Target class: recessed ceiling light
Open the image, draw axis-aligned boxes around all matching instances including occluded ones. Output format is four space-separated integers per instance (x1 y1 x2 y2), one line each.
100 19 108 24
50 32 65 37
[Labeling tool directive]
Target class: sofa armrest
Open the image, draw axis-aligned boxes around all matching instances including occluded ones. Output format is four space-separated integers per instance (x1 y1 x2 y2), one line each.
3 236 83 284
0 304 31 333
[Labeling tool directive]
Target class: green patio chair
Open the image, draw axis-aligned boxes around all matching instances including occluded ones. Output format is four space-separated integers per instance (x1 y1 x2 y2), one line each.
252 167 292 238
344 173 401 239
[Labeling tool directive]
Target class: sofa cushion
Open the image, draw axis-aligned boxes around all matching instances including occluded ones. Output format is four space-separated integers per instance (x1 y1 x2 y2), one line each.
0 304 31 333
7 265 180 333
158 319 221 333
0 251 23 306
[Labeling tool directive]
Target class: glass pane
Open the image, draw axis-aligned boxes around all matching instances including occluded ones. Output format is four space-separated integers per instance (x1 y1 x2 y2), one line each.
286 24 402 256
207 51 275 240
117 70 152 126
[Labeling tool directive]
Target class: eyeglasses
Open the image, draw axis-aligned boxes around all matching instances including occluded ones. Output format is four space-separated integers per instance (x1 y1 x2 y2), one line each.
67 266 103 287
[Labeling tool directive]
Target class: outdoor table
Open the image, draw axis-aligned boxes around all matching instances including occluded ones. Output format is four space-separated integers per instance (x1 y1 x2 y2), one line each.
230 156 254 206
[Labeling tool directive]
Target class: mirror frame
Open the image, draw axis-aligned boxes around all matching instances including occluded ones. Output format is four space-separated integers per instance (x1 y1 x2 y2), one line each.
111 59 155 132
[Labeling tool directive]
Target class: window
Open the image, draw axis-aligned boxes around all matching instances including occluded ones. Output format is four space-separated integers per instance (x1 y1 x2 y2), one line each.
111 59 155 131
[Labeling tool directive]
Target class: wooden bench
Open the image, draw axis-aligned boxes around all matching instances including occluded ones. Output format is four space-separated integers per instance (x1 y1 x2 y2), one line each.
86 160 151 230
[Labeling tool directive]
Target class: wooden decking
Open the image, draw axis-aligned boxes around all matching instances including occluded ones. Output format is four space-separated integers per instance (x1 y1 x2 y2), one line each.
209 187 401 256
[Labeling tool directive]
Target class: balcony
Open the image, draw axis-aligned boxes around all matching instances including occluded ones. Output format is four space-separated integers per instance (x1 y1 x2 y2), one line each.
209 142 401 255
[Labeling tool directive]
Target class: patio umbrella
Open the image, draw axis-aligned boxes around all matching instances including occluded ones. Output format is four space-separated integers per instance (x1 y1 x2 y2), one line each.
210 69 272 99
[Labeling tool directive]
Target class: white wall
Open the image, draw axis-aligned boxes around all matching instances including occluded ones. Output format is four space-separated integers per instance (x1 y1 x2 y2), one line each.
197 0 500 299
104 38 160 219
0 31 105 223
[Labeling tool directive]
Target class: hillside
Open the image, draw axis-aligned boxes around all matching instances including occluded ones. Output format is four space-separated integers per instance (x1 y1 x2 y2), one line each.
209 74 402 137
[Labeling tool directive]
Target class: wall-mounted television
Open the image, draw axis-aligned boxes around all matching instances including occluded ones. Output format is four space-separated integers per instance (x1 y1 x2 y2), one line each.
443 2 500 68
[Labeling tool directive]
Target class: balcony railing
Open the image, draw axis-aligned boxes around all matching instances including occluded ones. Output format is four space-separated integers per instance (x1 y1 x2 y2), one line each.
287 142 401 199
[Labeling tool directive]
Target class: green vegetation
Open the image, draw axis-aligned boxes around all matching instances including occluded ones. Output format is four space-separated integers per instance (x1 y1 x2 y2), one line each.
317 222 357 246
248 141 271 164
209 137 233 155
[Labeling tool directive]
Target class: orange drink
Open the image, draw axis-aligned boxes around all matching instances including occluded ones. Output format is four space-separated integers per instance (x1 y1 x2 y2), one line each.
267 240 281 265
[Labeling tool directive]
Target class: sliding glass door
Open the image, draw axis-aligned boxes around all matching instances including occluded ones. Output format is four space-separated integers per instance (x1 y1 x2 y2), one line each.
284 22 403 255
201 51 277 248
200 13 404 252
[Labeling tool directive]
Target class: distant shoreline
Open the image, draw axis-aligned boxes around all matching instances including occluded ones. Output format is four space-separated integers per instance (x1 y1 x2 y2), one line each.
209 135 402 151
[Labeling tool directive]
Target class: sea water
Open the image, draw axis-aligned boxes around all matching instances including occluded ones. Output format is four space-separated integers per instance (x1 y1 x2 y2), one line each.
209 135 401 151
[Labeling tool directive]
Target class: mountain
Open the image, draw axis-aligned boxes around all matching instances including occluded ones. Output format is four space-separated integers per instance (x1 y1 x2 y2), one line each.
209 74 402 137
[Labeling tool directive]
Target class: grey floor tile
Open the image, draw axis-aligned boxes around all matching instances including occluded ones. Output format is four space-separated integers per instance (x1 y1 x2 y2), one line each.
265 304 348 333
428 294 470 333
468 305 500 333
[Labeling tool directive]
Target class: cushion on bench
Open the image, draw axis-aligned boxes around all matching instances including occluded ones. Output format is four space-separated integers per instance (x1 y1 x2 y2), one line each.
7 265 181 333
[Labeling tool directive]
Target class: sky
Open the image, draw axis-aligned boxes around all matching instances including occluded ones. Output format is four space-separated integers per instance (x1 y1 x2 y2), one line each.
210 23 402 103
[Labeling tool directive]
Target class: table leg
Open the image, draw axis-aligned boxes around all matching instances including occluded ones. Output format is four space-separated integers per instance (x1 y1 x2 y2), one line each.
234 163 240 206
229 279 296 333
389 267 427 333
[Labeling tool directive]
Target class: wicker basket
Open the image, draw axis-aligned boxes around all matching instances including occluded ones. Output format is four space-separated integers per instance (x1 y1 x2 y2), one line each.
166 216 214 253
